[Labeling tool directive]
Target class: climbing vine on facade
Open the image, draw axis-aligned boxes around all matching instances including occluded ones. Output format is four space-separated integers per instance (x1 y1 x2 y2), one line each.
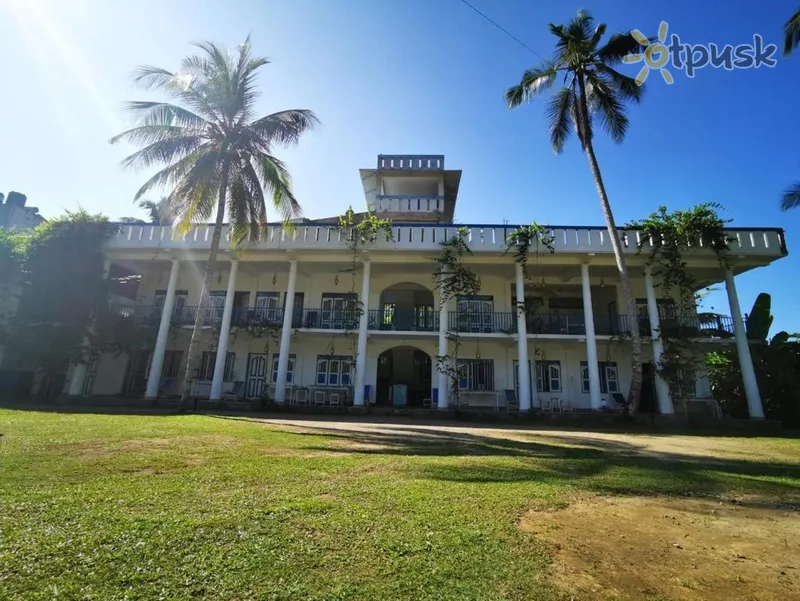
328 207 393 357
432 227 481 405
628 203 731 413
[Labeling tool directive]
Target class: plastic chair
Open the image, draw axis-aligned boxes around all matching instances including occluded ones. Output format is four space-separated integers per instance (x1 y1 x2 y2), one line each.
314 390 326 405
541 397 553 412
329 392 340 406
295 388 308 406
551 396 561 412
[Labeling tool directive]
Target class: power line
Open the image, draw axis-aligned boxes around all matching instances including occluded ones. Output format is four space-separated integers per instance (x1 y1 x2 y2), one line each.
457 0 548 61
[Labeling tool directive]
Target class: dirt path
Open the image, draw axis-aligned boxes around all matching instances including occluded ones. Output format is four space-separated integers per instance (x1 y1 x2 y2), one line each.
252 415 798 464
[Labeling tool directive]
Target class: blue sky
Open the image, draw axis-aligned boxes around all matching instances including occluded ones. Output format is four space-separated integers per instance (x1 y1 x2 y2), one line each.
1 0 798 333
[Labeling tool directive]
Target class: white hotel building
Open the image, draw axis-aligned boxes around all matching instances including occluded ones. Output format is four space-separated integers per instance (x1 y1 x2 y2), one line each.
72 155 787 417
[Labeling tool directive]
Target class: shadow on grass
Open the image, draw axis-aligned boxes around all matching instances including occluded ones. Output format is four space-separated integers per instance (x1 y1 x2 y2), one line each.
236 420 800 504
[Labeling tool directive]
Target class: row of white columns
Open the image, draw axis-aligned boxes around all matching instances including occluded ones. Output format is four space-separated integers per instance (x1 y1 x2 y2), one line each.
138 257 764 418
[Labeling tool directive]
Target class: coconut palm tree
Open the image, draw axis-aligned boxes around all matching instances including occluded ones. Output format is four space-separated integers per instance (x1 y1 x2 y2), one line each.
111 37 318 409
785 8 800 55
505 11 646 412
138 196 173 225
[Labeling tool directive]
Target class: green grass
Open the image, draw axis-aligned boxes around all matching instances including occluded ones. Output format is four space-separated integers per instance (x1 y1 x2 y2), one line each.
1 409 798 600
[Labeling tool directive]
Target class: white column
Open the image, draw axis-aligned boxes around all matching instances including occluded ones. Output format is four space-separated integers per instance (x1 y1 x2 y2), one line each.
515 264 531 411
436 287 450 410
275 259 298 403
725 269 764 418
353 260 371 406
644 268 674 414
210 260 239 400
581 263 602 410
146 258 180 399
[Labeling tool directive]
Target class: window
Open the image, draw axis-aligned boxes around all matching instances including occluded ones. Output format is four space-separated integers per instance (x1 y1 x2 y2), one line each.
580 361 619 394
321 293 358 329
199 351 235 381
457 359 494 391
456 295 494 332
152 290 188 319
255 292 281 322
316 355 352 386
535 360 562 392
162 351 183 379
271 354 296 384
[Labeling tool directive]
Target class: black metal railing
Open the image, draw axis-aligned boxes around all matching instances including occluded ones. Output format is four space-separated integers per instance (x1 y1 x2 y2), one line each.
448 311 516 334
298 308 360 330
368 308 438 331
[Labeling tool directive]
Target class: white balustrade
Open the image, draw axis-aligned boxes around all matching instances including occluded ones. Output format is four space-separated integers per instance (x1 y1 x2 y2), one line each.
107 223 786 258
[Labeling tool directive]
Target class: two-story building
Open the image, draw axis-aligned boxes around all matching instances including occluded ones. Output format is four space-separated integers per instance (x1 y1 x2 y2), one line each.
69 155 787 417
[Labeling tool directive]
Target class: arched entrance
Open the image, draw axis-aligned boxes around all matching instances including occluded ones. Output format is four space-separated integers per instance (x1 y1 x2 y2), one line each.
376 346 432 407
378 282 436 331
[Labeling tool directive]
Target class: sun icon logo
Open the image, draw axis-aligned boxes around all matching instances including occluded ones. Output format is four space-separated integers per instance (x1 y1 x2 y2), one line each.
623 21 674 85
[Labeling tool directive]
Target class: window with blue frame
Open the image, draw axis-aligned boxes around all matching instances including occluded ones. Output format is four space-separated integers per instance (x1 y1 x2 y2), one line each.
457 359 494 391
271 354 296 384
315 355 353 386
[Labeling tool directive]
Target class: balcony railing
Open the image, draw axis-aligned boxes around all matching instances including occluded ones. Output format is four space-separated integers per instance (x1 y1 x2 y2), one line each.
108 223 786 259
368 308 438 332
377 154 444 170
298 308 359 330
375 195 444 213
115 305 738 339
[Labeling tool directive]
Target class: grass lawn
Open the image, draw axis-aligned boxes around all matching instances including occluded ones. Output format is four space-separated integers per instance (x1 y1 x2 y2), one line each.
1 409 798 600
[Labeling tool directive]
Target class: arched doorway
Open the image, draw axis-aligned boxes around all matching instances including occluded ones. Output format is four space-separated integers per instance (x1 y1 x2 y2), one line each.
378 282 436 331
376 346 432 407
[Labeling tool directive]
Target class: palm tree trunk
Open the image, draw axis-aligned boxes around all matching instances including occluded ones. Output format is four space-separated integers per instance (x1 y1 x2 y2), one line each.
576 74 643 414
178 170 230 411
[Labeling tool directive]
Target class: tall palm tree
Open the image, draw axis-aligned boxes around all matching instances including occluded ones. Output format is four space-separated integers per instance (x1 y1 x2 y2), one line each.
785 8 800 55
111 37 318 409
506 11 646 412
138 196 173 225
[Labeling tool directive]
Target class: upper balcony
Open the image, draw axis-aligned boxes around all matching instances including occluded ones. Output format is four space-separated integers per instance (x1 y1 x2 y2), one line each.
377 155 444 171
375 195 445 214
107 223 787 266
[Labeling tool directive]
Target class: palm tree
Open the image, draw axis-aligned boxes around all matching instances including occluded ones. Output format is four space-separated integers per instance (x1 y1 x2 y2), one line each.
111 37 318 409
785 8 800 55
780 181 800 211
138 196 173 225
506 11 646 412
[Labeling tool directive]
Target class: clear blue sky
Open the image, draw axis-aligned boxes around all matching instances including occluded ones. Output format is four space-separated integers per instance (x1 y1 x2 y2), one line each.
1 0 798 333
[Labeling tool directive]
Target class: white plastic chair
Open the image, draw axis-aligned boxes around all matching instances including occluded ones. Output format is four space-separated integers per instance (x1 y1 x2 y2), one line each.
329 392 340 407
314 390 326 406
295 388 308 406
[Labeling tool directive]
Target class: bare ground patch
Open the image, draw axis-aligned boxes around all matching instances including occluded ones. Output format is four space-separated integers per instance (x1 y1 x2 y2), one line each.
520 495 800 601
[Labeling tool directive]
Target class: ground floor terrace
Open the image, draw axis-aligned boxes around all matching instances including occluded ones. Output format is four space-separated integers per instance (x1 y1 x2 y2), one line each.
76 331 714 415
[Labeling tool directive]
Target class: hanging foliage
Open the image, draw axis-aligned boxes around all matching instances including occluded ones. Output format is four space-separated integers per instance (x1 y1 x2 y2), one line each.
627 203 731 413
327 207 393 356
503 222 555 276
432 227 481 405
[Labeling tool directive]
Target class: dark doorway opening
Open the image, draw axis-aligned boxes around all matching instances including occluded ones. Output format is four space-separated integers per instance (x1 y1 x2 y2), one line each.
639 361 659 413
376 346 432 407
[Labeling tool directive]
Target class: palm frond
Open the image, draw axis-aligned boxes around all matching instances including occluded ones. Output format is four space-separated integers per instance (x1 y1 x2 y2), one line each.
591 23 607 46
585 72 629 143
123 101 212 130
785 8 800 55
227 161 268 243
567 10 595 44
129 146 212 201
594 64 644 103
597 32 644 64
505 63 559 108
570 81 592 149
253 155 302 223
248 109 319 147
116 134 207 171
545 87 575 153
780 181 800 211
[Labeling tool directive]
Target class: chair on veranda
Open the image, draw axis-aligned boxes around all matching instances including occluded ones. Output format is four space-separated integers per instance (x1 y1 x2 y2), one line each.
503 389 519 412
223 381 245 401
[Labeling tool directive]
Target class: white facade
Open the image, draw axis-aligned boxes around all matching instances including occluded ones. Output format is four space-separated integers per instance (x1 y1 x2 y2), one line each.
73 156 787 417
